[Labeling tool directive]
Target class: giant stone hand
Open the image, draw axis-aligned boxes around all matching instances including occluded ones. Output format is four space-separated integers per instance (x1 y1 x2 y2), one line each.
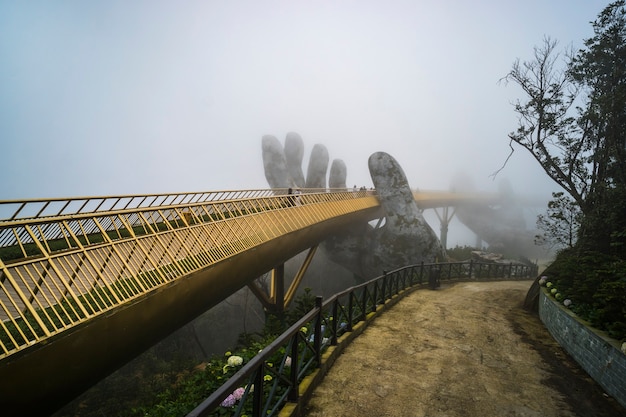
262 133 444 281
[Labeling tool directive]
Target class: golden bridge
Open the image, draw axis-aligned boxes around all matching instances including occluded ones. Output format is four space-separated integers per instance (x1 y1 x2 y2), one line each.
0 188 498 414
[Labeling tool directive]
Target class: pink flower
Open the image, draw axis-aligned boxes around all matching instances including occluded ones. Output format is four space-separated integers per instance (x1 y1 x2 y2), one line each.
220 394 236 407
232 387 245 401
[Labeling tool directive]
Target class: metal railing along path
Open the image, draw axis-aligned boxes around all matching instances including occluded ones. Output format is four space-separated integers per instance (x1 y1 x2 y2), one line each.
187 261 537 417
0 189 379 360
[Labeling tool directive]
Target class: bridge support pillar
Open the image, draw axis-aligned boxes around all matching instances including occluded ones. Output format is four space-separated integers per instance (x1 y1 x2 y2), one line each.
270 264 285 315
247 245 318 315
432 206 456 251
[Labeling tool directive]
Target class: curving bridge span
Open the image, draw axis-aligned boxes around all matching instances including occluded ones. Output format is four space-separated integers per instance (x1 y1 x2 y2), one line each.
0 188 501 415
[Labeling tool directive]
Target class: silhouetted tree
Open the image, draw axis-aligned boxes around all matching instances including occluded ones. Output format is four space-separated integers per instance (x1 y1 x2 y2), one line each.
534 191 582 250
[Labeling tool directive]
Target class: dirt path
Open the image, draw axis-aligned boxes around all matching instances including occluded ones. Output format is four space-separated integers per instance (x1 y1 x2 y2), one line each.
303 281 626 417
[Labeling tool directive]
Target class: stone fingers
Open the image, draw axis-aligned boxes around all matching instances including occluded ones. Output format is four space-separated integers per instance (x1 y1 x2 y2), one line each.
305 144 330 189
262 135 291 189
329 159 347 189
284 132 305 188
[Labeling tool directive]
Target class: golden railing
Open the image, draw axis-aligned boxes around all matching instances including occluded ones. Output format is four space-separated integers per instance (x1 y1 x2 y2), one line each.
0 189 379 360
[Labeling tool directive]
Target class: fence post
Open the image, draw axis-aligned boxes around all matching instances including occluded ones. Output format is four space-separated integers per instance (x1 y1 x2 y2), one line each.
331 299 338 345
372 281 378 313
288 337 299 402
381 271 387 304
314 296 323 366
361 287 368 319
348 292 355 331
468 260 473 279
252 367 264 417
420 261 424 284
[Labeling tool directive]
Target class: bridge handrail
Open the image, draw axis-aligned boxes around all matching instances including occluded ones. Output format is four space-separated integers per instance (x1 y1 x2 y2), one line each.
0 188 372 251
187 261 536 417
0 188 360 223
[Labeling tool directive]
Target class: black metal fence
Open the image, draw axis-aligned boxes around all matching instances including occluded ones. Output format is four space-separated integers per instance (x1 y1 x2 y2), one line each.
186 261 536 417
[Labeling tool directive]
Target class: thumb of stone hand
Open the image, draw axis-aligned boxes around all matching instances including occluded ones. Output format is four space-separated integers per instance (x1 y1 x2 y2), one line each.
362 152 444 276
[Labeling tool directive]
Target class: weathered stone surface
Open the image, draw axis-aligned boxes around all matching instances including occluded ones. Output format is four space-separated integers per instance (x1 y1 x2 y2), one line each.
364 152 444 272
325 153 444 278
284 132 305 188
262 134 342 190
305 144 329 189
262 135 290 188
329 159 347 189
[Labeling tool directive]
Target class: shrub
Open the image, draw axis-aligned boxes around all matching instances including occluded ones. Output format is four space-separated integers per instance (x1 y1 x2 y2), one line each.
542 249 626 341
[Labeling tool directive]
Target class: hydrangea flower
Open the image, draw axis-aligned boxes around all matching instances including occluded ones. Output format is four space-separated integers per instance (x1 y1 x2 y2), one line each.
546 282 553 288
563 299 572 307
228 355 243 367
223 355 244 373
284 356 292 367
220 394 236 407
539 276 547 286
264 374 272 381
232 387 245 401
551 288 557 294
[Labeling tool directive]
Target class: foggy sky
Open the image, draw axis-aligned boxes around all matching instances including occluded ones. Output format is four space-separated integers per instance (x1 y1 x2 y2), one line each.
0 1 608 247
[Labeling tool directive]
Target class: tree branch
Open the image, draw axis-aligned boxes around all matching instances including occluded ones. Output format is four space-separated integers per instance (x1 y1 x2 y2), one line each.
489 139 516 180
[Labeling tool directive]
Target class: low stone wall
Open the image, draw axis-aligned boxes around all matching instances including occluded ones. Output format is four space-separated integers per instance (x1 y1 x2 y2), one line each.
538 289 626 409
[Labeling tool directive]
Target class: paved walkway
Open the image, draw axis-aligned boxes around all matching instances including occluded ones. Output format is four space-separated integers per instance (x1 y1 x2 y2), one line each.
302 281 625 417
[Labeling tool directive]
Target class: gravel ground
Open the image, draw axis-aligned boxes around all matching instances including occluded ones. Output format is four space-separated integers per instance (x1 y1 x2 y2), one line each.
302 280 626 417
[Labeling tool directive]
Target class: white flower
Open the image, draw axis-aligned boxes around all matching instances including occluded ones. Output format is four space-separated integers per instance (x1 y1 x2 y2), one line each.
621 342 626 355
284 356 292 367
227 355 243 367
223 355 244 373
563 299 572 307
539 276 547 285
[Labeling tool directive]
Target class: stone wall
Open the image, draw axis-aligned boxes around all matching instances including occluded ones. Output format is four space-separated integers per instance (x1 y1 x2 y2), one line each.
538 289 626 409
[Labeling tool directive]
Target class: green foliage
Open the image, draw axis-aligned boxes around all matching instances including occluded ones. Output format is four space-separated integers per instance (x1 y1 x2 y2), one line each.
285 287 316 325
504 1 626 343
445 245 480 261
535 191 582 250
542 249 626 341
119 289 320 416
126 334 281 417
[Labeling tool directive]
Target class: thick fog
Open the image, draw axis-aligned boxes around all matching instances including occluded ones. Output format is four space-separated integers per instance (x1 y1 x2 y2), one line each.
0 1 606 247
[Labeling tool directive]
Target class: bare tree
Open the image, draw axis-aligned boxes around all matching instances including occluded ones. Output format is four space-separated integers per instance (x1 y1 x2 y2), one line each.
495 37 588 210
